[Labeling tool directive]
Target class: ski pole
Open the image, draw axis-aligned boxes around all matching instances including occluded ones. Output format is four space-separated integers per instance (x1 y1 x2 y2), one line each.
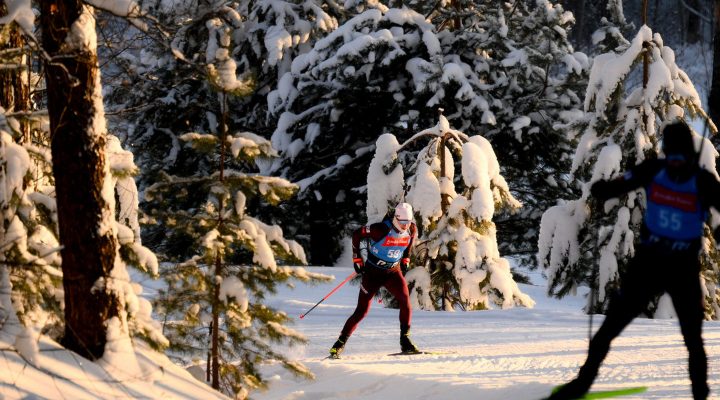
299 272 358 319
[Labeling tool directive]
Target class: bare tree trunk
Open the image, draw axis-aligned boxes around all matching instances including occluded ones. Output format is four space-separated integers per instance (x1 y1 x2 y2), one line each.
710 1 720 125
40 1 119 360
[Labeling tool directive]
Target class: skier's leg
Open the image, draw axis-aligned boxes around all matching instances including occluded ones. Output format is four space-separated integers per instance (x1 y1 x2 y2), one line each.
549 249 662 400
330 271 383 357
383 267 417 352
383 267 412 330
577 295 643 379
340 270 382 338
667 256 708 400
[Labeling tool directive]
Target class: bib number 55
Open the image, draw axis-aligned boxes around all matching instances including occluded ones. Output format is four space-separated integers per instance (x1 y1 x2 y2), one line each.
658 209 682 231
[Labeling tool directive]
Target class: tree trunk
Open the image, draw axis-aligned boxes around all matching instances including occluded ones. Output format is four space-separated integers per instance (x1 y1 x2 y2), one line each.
211 92 229 390
0 4 30 141
309 190 334 265
211 254 221 389
710 1 720 126
683 0 702 44
40 1 119 360
569 0 586 47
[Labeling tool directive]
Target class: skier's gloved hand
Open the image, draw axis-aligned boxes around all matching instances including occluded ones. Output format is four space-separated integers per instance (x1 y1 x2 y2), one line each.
353 258 364 274
590 179 612 201
400 258 410 275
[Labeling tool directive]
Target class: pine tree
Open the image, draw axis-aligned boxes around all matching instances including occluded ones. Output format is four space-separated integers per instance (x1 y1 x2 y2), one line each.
591 0 633 55
150 114 330 398
0 1 168 371
146 11 330 397
106 1 346 260
367 114 534 310
537 25 720 319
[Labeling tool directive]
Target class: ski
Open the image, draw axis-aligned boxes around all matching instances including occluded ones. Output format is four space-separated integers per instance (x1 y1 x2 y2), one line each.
543 386 647 399
580 387 647 399
386 350 452 356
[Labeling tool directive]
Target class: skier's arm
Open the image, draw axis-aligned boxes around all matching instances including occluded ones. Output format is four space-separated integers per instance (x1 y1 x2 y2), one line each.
698 169 720 215
697 170 720 243
591 159 661 201
351 226 369 272
352 224 388 272
400 224 418 273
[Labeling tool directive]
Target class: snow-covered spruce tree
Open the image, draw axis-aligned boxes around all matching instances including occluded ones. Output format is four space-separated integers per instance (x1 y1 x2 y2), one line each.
415 0 589 258
478 0 590 258
590 0 633 56
0 10 62 344
237 0 344 131
368 0 588 260
0 109 63 362
147 18 329 396
149 123 328 397
106 1 345 259
268 6 498 264
267 2 588 264
367 115 534 310
537 25 720 319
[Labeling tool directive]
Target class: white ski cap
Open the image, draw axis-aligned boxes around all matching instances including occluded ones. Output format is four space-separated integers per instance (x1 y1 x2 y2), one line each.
394 203 413 221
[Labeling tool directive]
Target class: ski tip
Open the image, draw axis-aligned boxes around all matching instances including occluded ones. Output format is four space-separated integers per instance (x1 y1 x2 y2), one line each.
585 386 648 398
546 385 648 400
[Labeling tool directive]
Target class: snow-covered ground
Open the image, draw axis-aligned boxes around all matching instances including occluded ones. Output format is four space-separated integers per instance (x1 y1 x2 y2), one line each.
257 266 720 400
2 264 719 399
0 328 228 399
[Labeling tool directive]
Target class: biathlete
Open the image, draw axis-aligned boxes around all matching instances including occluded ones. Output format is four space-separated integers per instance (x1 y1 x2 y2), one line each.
329 202 420 358
548 120 720 400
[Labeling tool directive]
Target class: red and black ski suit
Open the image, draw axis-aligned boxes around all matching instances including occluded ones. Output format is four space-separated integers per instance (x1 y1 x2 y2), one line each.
579 158 720 400
339 219 417 338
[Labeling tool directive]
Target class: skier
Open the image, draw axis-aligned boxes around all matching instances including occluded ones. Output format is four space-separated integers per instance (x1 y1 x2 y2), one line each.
547 120 720 400
329 202 419 358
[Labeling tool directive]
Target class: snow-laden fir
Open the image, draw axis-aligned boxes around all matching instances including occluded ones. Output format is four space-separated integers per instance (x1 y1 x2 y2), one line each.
366 114 533 311
538 24 720 318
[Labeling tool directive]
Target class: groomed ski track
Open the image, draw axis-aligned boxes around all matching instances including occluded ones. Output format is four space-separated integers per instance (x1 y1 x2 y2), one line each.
258 267 720 400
